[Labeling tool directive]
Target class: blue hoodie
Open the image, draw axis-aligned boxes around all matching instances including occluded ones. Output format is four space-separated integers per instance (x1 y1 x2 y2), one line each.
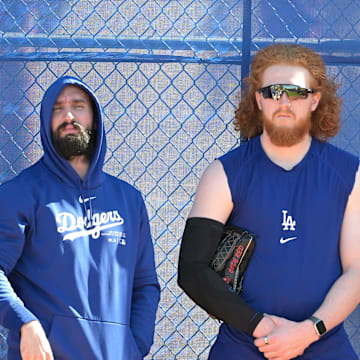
0 77 160 359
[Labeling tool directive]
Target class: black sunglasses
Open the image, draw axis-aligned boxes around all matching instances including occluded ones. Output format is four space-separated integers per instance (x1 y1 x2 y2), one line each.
258 84 314 101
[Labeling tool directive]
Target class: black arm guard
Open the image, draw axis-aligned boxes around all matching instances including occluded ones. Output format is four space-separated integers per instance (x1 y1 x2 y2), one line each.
177 217 263 335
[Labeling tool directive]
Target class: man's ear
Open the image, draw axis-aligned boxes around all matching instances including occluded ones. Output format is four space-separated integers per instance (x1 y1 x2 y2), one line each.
255 91 263 111
311 91 321 112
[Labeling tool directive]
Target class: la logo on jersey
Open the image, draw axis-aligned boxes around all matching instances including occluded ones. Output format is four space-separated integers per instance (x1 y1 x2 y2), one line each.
280 210 297 245
282 210 296 231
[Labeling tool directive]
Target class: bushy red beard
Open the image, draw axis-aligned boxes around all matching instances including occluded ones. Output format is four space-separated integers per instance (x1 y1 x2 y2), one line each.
262 108 311 147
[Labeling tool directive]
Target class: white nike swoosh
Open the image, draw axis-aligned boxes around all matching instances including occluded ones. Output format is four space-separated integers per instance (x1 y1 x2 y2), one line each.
79 196 96 204
279 236 297 244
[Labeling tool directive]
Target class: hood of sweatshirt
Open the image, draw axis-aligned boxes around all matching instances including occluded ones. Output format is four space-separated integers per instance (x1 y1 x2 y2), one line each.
40 76 106 189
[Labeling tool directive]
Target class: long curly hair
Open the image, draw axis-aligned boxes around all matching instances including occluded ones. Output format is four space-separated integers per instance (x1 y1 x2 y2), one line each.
234 44 342 141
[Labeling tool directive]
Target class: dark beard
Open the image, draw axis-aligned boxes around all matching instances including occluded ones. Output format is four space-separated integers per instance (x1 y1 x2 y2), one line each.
262 109 311 147
52 121 96 161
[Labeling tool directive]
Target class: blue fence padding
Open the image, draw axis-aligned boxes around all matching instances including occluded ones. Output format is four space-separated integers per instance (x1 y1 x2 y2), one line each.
2 34 360 53
0 1 359 359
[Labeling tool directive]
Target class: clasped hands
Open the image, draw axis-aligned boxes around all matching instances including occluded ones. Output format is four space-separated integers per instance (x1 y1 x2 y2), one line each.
253 314 319 360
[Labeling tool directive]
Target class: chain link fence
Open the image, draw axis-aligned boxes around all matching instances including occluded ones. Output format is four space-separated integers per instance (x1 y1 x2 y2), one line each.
0 1 359 358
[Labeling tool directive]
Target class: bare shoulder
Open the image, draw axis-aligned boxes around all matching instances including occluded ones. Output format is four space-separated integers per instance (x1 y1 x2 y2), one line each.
188 160 233 223
353 164 360 193
345 164 360 211
340 165 360 269
196 160 227 186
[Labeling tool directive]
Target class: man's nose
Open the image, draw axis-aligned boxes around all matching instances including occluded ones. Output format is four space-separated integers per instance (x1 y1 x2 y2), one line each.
64 111 75 122
278 92 291 106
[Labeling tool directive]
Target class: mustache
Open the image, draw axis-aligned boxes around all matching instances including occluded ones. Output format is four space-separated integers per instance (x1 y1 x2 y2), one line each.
56 121 93 135
273 109 295 117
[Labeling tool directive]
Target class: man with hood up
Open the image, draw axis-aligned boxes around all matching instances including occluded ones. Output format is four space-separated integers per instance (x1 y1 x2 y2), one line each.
0 76 160 359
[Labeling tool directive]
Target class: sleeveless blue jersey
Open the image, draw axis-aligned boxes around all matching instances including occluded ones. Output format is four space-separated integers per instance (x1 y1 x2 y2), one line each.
210 136 359 360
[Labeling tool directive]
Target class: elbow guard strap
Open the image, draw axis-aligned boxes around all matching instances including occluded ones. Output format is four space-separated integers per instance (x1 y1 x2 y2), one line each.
178 217 263 335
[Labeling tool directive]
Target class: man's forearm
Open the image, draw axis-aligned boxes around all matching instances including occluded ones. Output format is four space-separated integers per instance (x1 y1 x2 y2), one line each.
313 267 360 331
0 269 37 331
178 217 264 334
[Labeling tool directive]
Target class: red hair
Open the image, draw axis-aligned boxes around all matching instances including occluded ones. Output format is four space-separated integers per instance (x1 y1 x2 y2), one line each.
234 44 342 141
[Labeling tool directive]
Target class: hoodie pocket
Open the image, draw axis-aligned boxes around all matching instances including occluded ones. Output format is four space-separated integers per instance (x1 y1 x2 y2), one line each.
48 315 142 360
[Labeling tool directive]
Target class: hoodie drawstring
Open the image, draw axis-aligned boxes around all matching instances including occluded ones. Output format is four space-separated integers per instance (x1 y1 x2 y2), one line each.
79 183 94 229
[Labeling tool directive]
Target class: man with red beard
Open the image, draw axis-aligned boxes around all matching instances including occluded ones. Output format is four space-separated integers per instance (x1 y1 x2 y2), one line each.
178 44 360 359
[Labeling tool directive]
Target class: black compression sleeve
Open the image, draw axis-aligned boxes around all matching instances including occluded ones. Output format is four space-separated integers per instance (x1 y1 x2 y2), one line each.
178 217 263 335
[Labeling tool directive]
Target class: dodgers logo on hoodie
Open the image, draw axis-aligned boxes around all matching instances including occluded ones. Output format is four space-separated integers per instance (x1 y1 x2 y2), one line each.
55 207 125 243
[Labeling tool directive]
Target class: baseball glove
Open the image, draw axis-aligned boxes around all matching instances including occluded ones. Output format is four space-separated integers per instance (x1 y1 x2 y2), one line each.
210 225 255 295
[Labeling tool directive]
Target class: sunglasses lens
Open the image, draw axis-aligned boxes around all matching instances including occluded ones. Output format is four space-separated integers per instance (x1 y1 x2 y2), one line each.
284 85 307 99
287 90 300 98
271 85 285 100
260 85 310 100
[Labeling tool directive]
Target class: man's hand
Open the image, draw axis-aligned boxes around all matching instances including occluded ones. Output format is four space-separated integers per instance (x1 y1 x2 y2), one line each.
254 315 318 360
252 314 276 338
20 320 54 360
